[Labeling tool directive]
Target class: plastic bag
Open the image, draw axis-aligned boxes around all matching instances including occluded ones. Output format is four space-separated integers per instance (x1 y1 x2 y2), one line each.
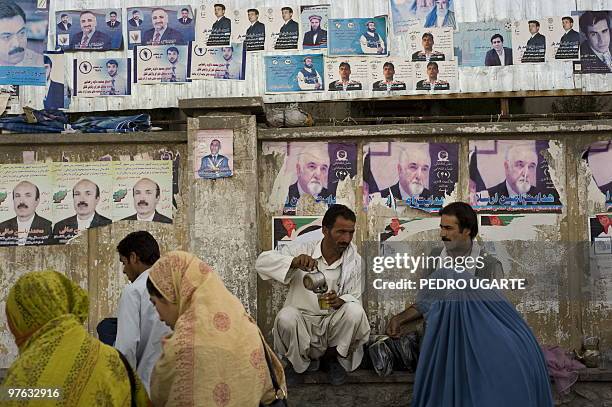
265 103 314 128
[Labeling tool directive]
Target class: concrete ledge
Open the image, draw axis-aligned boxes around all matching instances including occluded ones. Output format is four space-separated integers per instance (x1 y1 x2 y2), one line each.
179 97 265 117
0 131 186 146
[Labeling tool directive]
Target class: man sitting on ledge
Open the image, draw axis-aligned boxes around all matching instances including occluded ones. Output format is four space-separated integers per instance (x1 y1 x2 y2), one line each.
255 204 370 385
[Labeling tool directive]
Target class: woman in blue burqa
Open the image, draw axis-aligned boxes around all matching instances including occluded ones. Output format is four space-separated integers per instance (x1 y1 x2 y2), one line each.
386 202 553 406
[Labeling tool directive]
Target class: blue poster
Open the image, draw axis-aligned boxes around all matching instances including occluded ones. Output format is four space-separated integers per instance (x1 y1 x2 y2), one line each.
55 9 123 51
0 0 48 86
264 54 325 93
454 22 513 67
328 17 388 56
126 5 195 50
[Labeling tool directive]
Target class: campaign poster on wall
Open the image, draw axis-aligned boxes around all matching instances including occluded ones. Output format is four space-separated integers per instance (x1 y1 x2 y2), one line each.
55 9 123 51
0 0 48 86
369 58 412 93
413 60 457 92
584 141 612 210
469 140 562 212
576 10 612 73
512 19 548 64
272 216 322 250
232 7 267 52
189 43 246 80
550 15 580 60
43 51 69 109
193 129 234 180
267 5 301 51
73 58 131 96
407 28 453 62
326 58 368 92
264 54 325 93
363 142 459 212
127 5 195 50
135 45 190 84
195 0 232 47
390 0 456 33
454 21 513 67
328 17 389 56
301 5 329 50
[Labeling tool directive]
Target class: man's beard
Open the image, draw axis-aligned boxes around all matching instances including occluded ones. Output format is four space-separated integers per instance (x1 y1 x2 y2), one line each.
368 27 376 33
515 177 531 194
408 182 424 196
306 180 323 195
305 63 313 69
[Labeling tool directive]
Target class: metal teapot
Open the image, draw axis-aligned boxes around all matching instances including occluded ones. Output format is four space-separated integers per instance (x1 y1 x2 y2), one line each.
303 266 328 294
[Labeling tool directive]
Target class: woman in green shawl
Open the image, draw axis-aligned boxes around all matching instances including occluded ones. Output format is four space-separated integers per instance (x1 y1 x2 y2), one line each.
4 270 150 406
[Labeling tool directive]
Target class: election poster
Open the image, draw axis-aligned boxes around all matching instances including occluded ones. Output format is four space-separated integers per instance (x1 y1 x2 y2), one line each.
195 0 232 47
73 58 131 97
127 5 195 50
194 129 234 180
272 216 322 250
263 141 357 215
413 60 457 92
135 45 190 84
264 54 324 93
576 11 612 73
0 0 48 86
551 15 580 60
232 7 267 52
328 17 389 56
326 58 368 92
583 141 612 210
112 160 173 223
389 0 456 33
301 5 329 50
469 140 563 212
43 51 69 109
369 58 412 93
55 9 123 51
51 162 113 244
189 43 246 80
363 142 459 213
407 28 453 62
0 163 53 246
589 214 612 252
267 5 301 51
454 21 513 67
512 19 548 64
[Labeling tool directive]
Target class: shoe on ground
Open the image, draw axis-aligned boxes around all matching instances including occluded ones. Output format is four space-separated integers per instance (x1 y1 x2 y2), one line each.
284 365 299 387
307 359 320 372
327 360 347 386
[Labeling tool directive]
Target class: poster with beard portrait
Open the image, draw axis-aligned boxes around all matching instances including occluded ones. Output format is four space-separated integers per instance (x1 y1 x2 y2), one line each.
0 0 48 86
328 17 389 57
363 142 459 213
468 140 562 212
301 5 329 50
51 162 113 244
262 141 357 215
390 0 456 33
0 163 53 246
583 140 612 210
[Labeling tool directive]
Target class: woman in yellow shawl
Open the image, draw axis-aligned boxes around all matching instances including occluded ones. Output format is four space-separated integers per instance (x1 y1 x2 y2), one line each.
146 251 287 407
4 270 151 407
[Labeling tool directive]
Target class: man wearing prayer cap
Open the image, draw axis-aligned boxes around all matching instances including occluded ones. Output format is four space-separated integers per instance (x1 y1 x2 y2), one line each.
303 14 327 48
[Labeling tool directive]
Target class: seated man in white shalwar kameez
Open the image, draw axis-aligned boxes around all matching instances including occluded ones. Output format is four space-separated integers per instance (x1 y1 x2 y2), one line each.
256 204 370 385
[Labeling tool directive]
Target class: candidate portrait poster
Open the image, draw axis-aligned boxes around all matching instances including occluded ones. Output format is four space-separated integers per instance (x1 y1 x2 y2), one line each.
194 129 234 180
0 0 48 86
264 54 324 93
369 58 412 93
55 9 123 51
301 5 329 50
469 140 562 212
112 160 173 223
390 0 456 33
584 141 612 210
43 51 69 110
364 142 459 212
135 45 190 84
512 19 548 64
272 216 322 250
232 7 267 52
73 58 131 97
413 60 457 92
576 10 612 73
326 58 368 92
454 21 513 67
263 141 357 215
0 163 53 246
551 15 580 60
407 27 453 62
127 5 195 50
195 0 232 47
267 5 301 51
328 17 389 57
189 43 246 80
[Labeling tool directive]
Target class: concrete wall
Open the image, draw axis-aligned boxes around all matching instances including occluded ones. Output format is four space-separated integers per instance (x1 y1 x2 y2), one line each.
256 120 612 352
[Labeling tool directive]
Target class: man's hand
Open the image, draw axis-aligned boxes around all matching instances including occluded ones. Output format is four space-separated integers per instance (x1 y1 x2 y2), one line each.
323 290 345 309
385 314 402 338
291 254 317 271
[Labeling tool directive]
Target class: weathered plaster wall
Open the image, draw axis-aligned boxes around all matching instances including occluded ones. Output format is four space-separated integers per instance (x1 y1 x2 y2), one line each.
257 120 612 352
0 134 189 368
